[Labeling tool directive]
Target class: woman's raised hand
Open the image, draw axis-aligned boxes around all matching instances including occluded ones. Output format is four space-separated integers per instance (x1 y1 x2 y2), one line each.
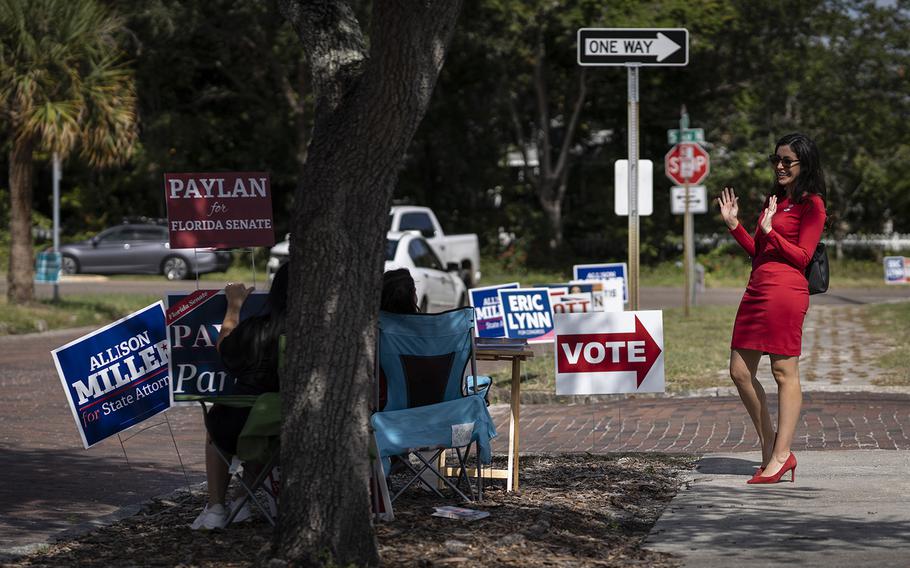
760 195 777 234
717 186 740 230
225 282 254 310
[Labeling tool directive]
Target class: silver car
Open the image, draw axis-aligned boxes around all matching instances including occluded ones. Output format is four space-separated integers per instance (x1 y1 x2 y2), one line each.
59 223 232 280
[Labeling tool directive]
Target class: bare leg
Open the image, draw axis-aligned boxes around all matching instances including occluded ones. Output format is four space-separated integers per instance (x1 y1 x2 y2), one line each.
763 355 802 478
205 434 231 506
729 349 776 467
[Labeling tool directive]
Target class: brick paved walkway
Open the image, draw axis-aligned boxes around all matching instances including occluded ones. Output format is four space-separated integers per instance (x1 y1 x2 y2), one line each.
3 300 910 554
488 392 910 455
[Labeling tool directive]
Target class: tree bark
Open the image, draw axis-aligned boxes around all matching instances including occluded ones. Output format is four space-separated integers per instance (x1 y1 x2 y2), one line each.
276 1 462 565
7 138 36 304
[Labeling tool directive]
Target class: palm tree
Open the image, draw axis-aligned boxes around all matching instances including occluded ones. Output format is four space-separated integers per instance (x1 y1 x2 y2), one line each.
1 0 137 303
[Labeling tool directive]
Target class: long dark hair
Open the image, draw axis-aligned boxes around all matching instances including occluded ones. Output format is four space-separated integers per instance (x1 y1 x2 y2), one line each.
773 132 827 204
246 262 289 363
381 268 418 314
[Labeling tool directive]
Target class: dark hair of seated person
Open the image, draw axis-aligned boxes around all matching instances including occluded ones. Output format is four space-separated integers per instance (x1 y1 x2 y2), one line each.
218 262 289 394
381 268 419 314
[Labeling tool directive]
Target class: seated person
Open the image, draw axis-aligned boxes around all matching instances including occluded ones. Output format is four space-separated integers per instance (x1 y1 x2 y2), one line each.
381 268 419 314
192 263 288 530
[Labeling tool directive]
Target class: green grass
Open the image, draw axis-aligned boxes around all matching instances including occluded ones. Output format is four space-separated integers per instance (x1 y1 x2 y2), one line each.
107 265 268 285
488 305 737 395
863 300 910 386
0 294 159 335
480 255 895 289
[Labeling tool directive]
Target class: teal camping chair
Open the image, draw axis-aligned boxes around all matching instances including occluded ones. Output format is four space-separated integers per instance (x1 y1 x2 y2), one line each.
371 307 497 502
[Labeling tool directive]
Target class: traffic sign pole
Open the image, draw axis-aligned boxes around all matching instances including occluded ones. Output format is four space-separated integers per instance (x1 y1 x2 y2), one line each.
627 64 640 311
579 28 689 312
681 107 692 316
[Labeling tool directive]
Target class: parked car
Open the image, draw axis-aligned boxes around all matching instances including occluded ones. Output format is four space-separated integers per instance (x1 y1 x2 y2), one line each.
59 223 232 280
385 231 468 312
266 206 481 286
388 206 480 287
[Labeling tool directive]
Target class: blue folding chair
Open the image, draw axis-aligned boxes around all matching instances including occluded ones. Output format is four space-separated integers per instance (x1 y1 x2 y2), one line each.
371 307 497 502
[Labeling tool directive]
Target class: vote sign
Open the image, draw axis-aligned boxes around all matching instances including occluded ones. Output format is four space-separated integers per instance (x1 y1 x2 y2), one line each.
164 171 275 249
497 288 555 344
554 310 665 395
665 143 709 185
577 28 688 66
52 302 170 449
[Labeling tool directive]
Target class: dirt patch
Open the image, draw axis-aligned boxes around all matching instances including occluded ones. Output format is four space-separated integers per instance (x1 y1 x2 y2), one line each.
7 454 695 567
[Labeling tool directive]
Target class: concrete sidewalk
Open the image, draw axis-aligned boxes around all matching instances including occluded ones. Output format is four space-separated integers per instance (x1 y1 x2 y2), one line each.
645 450 910 567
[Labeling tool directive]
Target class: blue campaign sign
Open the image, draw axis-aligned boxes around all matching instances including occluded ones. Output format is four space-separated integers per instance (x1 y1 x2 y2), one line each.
52 302 170 449
573 262 628 303
469 282 520 338
883 256 908 284
166 291 269 402
498 288 554 343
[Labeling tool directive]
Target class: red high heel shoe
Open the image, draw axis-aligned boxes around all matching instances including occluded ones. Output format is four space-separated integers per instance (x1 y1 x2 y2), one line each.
747 452 796 484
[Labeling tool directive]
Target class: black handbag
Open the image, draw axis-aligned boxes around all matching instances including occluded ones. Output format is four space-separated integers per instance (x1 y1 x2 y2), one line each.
805 242 829 295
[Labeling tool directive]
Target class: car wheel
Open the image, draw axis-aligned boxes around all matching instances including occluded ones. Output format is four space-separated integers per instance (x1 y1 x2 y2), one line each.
162 256 190 280
61 255 79 275
458 292 468 307
419 296 428 313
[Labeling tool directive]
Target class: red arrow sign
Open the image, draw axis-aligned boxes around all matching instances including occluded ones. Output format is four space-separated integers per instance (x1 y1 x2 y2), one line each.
556 316 662 387
665 142 709 185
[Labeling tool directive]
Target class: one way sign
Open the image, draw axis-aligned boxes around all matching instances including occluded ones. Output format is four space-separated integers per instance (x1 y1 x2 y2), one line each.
577 28 688 66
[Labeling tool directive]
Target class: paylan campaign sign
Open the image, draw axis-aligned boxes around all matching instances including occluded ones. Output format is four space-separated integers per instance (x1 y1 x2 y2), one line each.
52 302 170 449
554 310 664 395
165 171 275 249
166 290 269 402
498 288 554 343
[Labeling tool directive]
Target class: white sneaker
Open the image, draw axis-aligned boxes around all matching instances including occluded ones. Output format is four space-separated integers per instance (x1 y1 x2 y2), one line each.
190 503 228 530
228 500 252 523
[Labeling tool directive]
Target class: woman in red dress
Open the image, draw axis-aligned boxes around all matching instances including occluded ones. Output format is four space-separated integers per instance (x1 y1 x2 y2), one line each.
717 133 826 484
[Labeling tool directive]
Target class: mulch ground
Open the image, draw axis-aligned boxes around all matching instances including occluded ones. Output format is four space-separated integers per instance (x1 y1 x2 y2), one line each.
5 453 696 567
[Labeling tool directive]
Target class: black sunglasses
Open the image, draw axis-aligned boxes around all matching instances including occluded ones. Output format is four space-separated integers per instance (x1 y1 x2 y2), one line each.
768 154 800 168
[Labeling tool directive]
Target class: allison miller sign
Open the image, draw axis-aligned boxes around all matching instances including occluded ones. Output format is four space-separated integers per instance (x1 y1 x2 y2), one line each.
164 172 275 249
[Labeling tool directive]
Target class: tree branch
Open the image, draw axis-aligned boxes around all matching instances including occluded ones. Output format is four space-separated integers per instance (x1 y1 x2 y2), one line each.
553 68 587 187
533 30 552 177
276 0 367 114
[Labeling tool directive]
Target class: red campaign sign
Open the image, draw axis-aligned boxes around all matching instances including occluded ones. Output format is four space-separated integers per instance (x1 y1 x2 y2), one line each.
665 142 709 185
556 316 661 387
164 172 275 249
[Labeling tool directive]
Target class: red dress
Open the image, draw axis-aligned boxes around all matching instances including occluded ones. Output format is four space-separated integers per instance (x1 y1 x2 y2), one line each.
730 193 826 356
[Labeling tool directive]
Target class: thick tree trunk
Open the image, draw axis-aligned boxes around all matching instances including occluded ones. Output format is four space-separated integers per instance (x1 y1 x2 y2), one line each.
276 1 462 566
7 138 35 304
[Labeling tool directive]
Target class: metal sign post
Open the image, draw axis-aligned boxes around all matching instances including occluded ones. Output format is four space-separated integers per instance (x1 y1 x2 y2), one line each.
627 64 640 310
52 153 61 302
578 27 689 311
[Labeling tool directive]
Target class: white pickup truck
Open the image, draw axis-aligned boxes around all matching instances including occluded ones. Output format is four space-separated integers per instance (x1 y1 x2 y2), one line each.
388 206 480 287
267 206 481 286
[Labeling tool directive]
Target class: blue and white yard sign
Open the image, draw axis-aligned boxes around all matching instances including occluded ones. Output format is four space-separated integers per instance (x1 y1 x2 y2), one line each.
573 262 628 303
498 288 554 343
52 302 170 449
469 282 520 338
884 256 908 284
167 291 269 402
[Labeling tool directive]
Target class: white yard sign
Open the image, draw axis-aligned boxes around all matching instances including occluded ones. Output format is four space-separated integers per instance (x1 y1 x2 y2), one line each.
554 310 665 395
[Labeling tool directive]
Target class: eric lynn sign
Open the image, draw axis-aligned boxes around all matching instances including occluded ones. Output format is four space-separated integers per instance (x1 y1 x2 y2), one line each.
165 172 275 249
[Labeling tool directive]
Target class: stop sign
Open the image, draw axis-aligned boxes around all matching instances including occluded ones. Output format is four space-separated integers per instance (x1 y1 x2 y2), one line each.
665 142 709 185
